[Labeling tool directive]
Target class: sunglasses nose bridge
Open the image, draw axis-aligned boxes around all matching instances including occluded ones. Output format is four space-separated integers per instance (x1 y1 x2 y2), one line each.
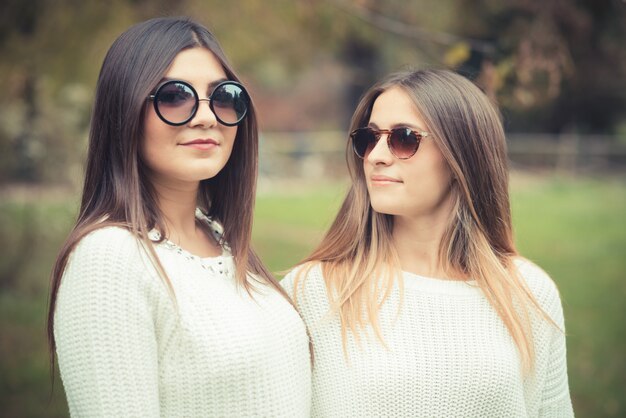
196 97 213 111
196 97 217 114
189 97 219 126
366 129 389 144
381 131 392 144
378 129 407 160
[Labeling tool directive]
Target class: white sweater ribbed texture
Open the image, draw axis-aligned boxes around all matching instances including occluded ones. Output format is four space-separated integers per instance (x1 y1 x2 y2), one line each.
55 217 311 417
282 259 574 417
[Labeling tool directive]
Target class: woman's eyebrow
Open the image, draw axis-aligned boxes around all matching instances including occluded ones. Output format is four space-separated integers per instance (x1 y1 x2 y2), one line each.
367 121 427 131
207 78 228 92
391 122 427 131
156 77 229 91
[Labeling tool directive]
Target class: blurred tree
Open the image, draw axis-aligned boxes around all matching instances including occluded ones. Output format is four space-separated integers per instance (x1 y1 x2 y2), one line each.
452 0 626 134
0 0 189 184
0 0 623 184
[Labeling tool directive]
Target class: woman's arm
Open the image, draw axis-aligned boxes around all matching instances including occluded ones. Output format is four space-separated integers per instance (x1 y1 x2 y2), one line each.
54 228 161 417
539 292 575 417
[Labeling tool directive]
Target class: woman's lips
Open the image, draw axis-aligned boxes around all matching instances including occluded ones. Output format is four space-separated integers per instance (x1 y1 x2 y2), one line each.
370 175 402 185
180 138 218 150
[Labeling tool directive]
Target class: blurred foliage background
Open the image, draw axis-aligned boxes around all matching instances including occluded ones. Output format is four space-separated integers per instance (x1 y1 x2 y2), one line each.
0 0 625 417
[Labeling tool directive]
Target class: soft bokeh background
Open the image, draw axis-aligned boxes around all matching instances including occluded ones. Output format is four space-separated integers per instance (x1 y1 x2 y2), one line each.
1 1 625 417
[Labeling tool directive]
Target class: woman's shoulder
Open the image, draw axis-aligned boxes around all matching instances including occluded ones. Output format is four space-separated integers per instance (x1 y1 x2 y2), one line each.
512 257 563 318
57 226 161 318
67 226 150 273
513 257 557 290
74 225 141 253
281 262 331 319
281 262 326 299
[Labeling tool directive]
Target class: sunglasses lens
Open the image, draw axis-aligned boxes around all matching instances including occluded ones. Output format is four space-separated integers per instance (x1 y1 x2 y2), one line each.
155 82 196 125
389 128 420 159
211 82 248 126
352 128 378 158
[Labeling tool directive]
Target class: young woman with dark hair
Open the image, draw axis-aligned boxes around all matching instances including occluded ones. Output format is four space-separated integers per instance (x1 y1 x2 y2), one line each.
283 69 573 417
48 17 310 416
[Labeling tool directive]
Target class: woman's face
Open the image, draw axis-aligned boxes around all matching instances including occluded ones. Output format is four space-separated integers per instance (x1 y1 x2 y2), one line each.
363 87 455 222
142 47 237 190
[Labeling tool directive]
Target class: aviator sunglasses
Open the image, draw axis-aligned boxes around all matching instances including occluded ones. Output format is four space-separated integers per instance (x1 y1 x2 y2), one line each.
148 80 249 126
350 127 430 160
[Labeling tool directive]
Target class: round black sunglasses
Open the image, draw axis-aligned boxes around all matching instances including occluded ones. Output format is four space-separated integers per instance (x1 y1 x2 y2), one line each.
148 80 249 127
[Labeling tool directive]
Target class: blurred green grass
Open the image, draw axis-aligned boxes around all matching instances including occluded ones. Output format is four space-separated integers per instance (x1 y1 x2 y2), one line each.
0 174 624 417
510 175 626 417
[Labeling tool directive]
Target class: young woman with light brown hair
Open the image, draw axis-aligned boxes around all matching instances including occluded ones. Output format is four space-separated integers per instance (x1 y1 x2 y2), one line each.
282 69 573 417
48 17 310 416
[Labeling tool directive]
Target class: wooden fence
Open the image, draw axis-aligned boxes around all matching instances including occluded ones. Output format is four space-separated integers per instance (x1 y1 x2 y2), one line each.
259 131 626 179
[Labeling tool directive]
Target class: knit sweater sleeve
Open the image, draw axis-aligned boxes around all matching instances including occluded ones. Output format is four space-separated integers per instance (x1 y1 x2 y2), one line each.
54 227 161 417
539 288 574 417
280 264 309 304
280 269 296 298
519 260 574 417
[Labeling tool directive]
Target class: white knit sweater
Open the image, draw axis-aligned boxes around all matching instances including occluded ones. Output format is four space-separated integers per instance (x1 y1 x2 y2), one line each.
282 259 574 417
54 214 311 417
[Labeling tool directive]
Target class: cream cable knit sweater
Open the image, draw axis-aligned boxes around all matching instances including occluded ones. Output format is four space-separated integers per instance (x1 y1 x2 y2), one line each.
282 259 574 417
54 215 311 417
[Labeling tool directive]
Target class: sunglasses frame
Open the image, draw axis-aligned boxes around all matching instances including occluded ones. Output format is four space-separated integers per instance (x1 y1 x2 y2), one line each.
148 79 249 127
350 127 430 160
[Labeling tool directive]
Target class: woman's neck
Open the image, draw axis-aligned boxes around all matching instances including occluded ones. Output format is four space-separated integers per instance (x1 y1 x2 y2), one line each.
392 209 466 281
152 178 200 242
151 179 221 258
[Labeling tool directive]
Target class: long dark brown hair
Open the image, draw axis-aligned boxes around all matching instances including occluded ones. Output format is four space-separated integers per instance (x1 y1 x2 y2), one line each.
293 69 554 371
47 17 287 370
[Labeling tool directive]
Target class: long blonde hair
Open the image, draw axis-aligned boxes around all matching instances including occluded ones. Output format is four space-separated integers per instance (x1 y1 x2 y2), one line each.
294 69 552 371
